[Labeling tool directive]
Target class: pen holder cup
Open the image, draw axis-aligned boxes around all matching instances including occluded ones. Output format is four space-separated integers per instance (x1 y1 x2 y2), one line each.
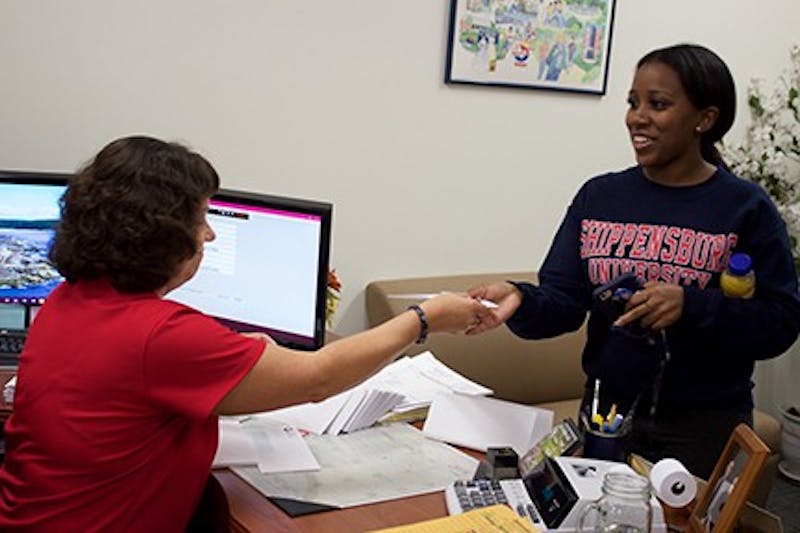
582 425 631 463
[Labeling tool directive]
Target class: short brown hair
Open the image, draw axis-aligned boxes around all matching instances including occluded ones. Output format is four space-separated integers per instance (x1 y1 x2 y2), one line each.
50 136 220 292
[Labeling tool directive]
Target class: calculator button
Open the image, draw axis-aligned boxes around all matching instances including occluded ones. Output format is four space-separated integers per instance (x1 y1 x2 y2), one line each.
526 503 541 523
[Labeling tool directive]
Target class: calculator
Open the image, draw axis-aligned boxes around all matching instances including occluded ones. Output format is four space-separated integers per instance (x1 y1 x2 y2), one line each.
444 457 667 533
444 478 542 526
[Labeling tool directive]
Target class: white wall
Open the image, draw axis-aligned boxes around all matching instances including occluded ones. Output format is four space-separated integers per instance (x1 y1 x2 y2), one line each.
1 0 798 344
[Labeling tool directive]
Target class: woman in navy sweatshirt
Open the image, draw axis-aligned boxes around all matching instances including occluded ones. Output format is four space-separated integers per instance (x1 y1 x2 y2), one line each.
469 44 800 478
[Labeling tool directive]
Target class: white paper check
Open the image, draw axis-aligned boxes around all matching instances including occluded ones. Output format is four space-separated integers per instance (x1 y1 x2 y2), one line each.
387 292 498 308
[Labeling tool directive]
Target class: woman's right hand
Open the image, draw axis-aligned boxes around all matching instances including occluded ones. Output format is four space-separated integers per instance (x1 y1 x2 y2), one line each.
466 282 523 334
419 292 490 334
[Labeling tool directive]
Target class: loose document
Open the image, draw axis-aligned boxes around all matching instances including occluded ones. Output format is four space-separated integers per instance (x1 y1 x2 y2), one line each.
212 416 319 474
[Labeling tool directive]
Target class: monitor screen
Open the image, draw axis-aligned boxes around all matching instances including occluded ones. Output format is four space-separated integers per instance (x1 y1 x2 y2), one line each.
0 171 70 308
168 188 332 351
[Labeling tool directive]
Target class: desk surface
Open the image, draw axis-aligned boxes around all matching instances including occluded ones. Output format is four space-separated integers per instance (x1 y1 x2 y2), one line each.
215 469 453 533
215 411 481 532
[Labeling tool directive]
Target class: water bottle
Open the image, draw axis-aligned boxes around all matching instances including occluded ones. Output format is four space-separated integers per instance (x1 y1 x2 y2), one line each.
579 472 653 532
720 253 755 299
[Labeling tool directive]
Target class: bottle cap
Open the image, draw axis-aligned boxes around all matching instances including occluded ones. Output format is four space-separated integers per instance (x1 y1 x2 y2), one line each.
728 253 753 276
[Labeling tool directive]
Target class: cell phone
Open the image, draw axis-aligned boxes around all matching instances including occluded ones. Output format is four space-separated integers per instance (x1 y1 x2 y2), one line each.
592 273 643 323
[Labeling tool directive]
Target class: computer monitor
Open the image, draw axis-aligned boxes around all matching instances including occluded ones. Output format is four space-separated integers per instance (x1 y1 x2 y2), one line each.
0 171 70 328
168 188 333 350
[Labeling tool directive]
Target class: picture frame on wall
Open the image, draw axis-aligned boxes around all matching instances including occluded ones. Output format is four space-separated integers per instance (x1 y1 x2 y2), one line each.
445 0 617 95
688 424 770 533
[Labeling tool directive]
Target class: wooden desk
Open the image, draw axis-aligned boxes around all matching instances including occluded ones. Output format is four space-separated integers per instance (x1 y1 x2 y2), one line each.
214 469 453 533
215 410 481 532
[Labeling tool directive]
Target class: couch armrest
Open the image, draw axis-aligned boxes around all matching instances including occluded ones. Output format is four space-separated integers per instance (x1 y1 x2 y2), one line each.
366 272 587 406
749 409 782 507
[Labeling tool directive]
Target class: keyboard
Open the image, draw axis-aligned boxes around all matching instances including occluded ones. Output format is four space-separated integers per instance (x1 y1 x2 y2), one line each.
444 478 542 527
0 330 26 367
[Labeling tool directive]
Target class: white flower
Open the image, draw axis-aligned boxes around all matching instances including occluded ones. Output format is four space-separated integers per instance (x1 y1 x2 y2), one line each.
723 45 800 272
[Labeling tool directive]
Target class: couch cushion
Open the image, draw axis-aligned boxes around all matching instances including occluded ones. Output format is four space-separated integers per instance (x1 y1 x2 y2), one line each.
536 398 582 426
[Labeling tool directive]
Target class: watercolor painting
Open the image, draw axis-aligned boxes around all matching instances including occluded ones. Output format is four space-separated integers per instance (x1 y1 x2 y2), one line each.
445 0 617 94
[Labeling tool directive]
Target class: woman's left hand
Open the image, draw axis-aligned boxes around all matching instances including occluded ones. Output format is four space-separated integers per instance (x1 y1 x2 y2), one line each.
614 281 684 330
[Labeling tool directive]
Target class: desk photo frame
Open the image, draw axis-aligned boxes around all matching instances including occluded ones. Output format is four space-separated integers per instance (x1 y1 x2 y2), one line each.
444 0 617 94
689 424 770 533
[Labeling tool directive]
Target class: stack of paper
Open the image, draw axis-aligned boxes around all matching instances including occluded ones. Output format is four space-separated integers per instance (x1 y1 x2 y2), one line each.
263 385 405 435
262 351 493 435
366 352 493 413
323 386 406 435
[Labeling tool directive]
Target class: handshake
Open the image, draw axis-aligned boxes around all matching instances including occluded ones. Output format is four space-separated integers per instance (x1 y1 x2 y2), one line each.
389 283 522 336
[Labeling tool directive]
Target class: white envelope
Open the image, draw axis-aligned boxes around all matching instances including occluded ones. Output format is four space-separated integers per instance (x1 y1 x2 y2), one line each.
423 393 553 456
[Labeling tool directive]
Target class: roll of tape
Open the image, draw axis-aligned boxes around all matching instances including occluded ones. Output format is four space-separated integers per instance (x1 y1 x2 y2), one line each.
650 458 697 507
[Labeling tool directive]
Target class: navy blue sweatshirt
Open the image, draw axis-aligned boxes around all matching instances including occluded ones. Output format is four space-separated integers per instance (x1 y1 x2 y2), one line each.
507 165 800 415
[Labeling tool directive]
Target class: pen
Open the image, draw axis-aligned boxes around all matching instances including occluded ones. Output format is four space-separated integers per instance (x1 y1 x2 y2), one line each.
608 413 623 433
591 378 600 420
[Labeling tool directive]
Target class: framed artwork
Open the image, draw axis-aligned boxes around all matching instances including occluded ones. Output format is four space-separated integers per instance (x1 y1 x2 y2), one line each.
689 424 770 533
445 0 617 95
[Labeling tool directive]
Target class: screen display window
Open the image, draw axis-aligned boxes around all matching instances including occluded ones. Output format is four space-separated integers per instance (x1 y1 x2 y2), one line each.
0 176 68 306
168 190 332 350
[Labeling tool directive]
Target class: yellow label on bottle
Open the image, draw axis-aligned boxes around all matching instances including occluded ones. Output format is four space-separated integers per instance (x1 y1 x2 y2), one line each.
720 272 755 299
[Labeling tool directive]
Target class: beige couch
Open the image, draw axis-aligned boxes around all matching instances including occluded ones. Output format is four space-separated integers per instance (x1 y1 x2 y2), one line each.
365 271 782 506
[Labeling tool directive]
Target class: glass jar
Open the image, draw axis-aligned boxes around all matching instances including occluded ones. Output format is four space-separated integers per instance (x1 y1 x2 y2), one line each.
579 472 652 533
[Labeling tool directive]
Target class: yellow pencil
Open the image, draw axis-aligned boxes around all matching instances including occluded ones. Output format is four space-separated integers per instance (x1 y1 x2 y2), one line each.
606 403 617 423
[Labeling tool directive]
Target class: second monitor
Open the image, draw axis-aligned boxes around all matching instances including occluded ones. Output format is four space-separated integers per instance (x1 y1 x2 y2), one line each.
167 188 332 351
